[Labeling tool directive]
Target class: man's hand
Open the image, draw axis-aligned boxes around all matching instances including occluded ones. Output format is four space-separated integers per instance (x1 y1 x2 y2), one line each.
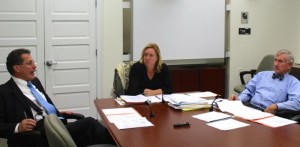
228 95 238 101
264 104 278 114
18 119 36 132
60 111 73 115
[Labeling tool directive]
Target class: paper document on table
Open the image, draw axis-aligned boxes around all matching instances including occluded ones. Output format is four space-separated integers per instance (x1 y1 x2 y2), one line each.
170 93 208 105
120 94 148 103
217 100 245 112
187 91 217 98
207 98 228 105
147 96 161 103
254 116 297 127
193 111 232 122
207 119 250 131
156 94 172 102
102 107 142 123
102 107 138 115
114 117 154 129
106 113 142 123
217 101 273 120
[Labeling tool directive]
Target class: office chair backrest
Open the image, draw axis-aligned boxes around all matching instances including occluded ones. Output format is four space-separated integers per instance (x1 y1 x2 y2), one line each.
113 61 136 97
234 54 274 93
256 55 274 73
44 114 77 147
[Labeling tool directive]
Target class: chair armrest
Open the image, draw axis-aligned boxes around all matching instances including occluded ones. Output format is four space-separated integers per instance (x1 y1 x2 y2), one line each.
250 69 257 76
276 110 300 123
239 71 253 85
62 113 85 120
15 130 41 137
291 115 300 123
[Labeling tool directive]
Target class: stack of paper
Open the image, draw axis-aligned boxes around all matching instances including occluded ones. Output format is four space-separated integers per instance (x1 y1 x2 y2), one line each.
119 92 214 111
167 93 210 111
215 100 296 127
102 107 154 129
169 93 208 105
120 94 163 103
186 91 218 99
217 101 273 120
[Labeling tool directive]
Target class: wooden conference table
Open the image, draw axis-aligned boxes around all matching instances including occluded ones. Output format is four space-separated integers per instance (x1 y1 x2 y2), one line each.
94 98 300 147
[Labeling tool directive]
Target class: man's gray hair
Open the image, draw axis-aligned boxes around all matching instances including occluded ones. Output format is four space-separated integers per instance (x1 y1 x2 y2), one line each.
276 49 294 65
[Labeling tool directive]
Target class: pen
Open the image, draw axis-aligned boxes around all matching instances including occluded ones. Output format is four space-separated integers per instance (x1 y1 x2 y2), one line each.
155 95 161 100
173 122 191 128
207 117 231 123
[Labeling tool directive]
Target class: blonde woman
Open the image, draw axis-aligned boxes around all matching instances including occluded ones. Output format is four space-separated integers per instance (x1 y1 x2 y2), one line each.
127 43 173 96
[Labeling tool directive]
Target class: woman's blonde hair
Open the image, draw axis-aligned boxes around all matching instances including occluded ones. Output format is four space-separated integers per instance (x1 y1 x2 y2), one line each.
140 43 163 72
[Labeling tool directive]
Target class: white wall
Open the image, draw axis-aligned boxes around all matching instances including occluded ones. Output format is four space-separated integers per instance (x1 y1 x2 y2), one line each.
98 0 123 98
229 0 300 95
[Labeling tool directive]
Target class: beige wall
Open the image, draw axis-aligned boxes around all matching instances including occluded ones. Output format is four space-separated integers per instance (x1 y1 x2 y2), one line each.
99 0 300 98
99 0 123 98
229 0 300 95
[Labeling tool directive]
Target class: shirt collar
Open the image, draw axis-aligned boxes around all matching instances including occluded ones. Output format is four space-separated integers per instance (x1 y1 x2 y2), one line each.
12 76 28 87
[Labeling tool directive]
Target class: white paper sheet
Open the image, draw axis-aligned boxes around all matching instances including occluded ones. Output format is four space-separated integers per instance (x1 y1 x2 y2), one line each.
187 91 218 98
207 119 250 131
254 116 297 127
217 101 273 120
114 117 154 129
120 94 148 103
102 107 138 115
193 111 232 122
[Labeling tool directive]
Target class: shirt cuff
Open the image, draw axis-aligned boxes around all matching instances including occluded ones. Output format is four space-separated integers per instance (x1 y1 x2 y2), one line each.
14 123 20 133
276 103 282 110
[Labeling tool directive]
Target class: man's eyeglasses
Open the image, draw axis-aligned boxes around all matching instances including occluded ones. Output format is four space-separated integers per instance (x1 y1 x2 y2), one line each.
21 60 36 66
274 58 287 64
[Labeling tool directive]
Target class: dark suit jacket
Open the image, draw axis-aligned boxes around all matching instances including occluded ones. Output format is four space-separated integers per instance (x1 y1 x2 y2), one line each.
0 77 61 140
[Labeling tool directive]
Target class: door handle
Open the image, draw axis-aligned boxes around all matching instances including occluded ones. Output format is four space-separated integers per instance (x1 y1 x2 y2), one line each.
46 60 58 66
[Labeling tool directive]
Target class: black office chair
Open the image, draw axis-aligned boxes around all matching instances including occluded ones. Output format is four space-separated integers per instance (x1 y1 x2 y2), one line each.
275 67 300 124
276 110 300 124
234 54 274 93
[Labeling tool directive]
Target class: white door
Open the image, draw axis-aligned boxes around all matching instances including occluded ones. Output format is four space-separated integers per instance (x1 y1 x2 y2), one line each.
44 0 97 117
0 0 45 84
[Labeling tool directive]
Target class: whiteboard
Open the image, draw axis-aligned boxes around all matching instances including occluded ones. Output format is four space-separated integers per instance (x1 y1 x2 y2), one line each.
132 0 225 62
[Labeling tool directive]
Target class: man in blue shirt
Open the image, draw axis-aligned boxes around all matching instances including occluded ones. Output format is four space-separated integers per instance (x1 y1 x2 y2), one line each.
231 49 300 114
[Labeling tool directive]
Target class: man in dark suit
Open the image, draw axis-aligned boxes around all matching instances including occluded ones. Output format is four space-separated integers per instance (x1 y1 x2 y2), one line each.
0 49 115 147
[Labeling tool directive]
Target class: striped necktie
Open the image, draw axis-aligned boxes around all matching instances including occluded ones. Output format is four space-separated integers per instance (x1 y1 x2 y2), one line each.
27 82 57 115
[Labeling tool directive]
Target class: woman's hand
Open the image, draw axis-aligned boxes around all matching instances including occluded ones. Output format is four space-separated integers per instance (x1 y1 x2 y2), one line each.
143 89 162 96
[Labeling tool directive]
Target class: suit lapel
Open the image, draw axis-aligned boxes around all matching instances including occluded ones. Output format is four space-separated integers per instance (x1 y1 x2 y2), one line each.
8 78 33 114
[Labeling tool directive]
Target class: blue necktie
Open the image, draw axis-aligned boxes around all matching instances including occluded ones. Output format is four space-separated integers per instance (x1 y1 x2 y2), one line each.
27 82 57 115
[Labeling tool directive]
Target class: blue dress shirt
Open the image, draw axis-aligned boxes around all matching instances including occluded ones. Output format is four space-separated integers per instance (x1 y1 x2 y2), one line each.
238 71 300 111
